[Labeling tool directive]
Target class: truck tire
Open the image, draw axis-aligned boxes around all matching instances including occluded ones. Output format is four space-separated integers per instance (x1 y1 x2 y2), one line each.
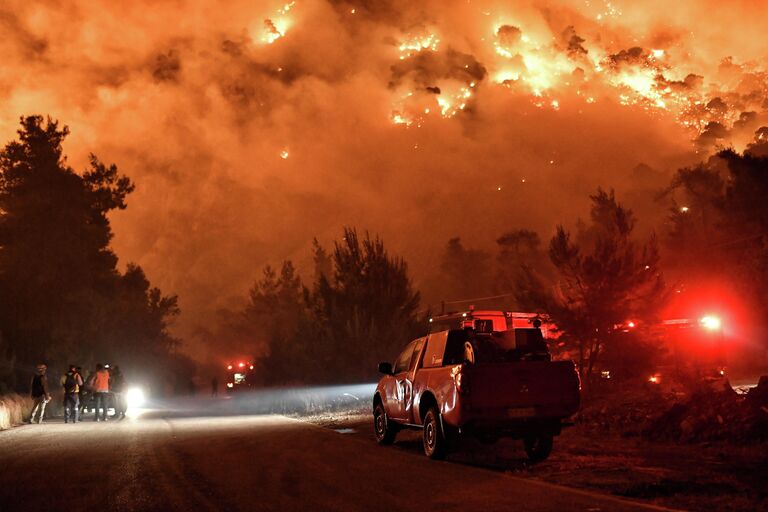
374 403 397 445
524 433 553 463
423 407 448 459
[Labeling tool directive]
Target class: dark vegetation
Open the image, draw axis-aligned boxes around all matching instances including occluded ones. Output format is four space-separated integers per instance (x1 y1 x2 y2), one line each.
0 117 190 394
231 229 423 384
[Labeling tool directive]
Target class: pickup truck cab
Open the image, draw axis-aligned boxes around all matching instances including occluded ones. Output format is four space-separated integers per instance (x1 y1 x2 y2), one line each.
373 327 580 461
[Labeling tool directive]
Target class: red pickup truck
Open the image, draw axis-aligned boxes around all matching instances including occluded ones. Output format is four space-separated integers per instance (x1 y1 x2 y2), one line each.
373 327 580 461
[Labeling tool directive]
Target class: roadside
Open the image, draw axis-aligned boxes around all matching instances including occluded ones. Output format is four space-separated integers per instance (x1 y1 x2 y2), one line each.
303 410 768 512
0 394 32 430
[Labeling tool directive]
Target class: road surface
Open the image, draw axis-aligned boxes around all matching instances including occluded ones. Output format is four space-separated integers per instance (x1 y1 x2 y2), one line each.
0 407 678 512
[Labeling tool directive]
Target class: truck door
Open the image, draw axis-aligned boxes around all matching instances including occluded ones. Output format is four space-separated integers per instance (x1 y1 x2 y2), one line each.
390 338 425 421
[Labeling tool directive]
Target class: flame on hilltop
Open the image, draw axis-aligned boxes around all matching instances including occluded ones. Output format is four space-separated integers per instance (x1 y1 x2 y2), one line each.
243 0 768 145
398 33 440 60
261 1 296 44
374 1 768 149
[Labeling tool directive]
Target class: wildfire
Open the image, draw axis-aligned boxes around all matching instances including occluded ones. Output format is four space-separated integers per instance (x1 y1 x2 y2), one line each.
379 6 768 142
261 1 296 44
398 33 440 60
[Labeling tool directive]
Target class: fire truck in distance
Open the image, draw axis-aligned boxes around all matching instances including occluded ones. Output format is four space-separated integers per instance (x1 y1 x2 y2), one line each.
225 361 256 393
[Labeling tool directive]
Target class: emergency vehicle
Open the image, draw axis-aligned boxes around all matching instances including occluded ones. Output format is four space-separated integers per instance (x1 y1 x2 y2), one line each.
225 361 256 393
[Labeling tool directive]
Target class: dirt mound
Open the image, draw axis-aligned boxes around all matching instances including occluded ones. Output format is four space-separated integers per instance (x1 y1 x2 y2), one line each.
643 377 768 443
579 383 674 436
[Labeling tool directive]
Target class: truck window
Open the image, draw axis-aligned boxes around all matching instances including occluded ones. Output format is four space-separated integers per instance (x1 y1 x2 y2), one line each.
393 341 416 374
467 329 549 362
409 338 425 370
514 328 548 353
443 330 470 365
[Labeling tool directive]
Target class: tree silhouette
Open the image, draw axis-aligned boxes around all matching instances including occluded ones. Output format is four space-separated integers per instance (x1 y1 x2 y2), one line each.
0 116 179 391
517 189 665 389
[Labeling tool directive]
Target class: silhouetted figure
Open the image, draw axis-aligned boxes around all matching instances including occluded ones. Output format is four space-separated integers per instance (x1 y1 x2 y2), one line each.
211 377 218 397
92 364 110 421
28 364 51 424
110 365 126 419
61 364 83 423
79 368 94 417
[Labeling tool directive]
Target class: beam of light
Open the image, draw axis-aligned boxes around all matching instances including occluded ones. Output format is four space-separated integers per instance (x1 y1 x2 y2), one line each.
138 383 378 420
700 315 722 331
126 387 146 409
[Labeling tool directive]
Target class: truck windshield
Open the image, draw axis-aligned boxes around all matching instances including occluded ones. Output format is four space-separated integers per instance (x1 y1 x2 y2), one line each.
469 329 549 363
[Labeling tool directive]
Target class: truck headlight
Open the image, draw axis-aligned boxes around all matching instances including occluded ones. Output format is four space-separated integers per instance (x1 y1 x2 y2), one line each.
126 387 145 409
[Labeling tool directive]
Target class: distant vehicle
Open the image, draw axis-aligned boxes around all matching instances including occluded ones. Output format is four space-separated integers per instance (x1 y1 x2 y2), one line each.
373 327 581 462
225 361 256 393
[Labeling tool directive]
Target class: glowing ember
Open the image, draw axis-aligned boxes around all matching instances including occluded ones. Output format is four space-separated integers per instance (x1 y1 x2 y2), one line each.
398 33 439 60
260 2 295 44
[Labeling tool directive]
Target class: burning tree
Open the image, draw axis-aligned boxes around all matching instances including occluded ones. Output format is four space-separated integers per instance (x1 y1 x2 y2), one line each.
518 189 665 390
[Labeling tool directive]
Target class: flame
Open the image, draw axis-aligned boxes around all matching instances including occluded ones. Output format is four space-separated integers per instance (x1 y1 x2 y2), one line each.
380 5 767 141
260 1 296 44
398 33 439 60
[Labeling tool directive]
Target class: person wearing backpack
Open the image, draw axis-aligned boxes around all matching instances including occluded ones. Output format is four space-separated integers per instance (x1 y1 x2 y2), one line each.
28 364 51 424
61 365 84 423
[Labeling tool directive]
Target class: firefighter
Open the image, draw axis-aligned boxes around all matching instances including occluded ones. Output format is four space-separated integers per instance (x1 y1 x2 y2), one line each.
61 364 84 423
91 364 110 421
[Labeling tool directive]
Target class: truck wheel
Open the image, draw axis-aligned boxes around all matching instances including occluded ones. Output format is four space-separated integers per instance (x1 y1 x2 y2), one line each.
423 407 448 460
374 403 397 445
524 433 553 463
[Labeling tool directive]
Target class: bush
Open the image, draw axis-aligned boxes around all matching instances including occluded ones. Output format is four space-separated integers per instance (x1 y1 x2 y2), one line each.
0 394 33 429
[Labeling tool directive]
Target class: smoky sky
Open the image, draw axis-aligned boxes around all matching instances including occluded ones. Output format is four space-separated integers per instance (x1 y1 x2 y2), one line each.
1 0 766 358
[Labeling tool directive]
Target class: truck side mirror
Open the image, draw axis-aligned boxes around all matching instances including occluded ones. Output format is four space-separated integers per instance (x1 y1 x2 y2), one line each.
378 362 393 375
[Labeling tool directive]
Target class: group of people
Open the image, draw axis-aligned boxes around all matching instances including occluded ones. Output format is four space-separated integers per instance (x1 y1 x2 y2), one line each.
29 362 127 424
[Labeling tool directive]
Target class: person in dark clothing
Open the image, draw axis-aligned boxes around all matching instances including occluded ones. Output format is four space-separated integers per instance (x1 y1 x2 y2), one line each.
110 365 126 419
29 364 51 424
61 365 84 423
211 376 218 397
77 366 89 416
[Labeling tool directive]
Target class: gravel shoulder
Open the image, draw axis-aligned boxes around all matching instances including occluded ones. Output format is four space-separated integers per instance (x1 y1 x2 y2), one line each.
303 411 768 512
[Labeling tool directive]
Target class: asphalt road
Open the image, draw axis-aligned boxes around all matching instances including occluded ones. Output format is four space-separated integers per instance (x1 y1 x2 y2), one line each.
0 407 678 512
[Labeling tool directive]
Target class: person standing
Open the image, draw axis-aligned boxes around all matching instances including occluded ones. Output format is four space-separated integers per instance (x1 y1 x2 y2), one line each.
61 365 83 423
77 366 89 417
28 364 51 424
211 376 218 397
110 365 126 419
92 364 110 422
